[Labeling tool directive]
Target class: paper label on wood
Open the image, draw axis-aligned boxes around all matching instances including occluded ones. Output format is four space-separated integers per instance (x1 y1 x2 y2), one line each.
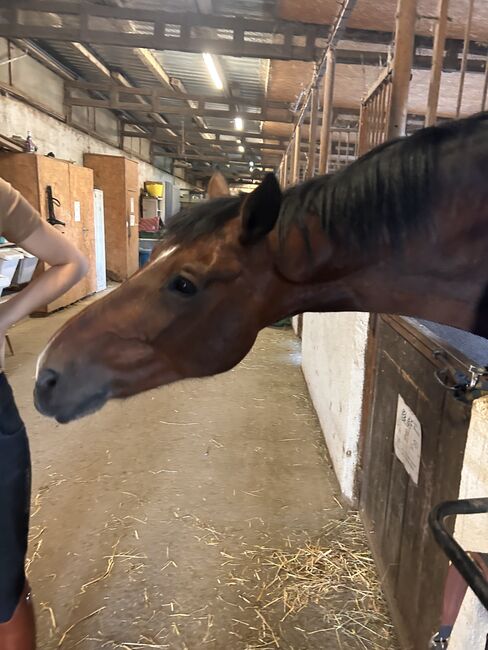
394 395 422 485
130 197 135 213
74 201 81 222
129 213 136 227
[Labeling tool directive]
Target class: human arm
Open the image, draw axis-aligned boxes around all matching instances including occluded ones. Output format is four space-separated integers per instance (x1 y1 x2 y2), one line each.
0 221 88 365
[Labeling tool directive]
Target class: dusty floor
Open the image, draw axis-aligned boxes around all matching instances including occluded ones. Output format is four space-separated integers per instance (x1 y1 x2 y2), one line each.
6 296 397 650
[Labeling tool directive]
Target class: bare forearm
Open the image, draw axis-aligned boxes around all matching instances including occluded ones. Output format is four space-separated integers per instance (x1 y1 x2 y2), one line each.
0 261 87 328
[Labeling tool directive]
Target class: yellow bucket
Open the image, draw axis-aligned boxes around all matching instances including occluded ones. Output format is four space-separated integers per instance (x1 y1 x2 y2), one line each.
145 182 164 198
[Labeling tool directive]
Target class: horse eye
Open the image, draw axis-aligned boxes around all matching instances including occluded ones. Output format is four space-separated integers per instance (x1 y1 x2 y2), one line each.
168 275 198 296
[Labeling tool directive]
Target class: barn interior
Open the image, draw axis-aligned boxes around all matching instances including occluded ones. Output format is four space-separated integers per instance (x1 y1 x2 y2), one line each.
0 1 487 648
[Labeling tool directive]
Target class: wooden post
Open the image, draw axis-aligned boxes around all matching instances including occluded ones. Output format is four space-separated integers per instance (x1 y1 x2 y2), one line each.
482 51 488 111
306 86 319 179
283 152 289 187
384 76 393 136
456 0 475 117
292 124 301 184
387 0 418 139
319 48 336 175
358 103 367 156
425 0 449 126
379 83 388 142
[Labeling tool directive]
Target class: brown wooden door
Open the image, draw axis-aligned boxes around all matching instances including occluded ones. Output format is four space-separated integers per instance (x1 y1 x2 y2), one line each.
0 154 40 210
37 157 86 312
69 164 96 296
125 160 139 278
360 316 473 650
84 154 139 281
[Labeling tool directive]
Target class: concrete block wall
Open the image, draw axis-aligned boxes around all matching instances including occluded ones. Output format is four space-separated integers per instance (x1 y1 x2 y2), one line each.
300 312 370 503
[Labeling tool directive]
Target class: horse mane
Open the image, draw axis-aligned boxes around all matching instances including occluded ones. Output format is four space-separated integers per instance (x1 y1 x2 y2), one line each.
164 196 242 242
279 111 488 251
164 112 488 250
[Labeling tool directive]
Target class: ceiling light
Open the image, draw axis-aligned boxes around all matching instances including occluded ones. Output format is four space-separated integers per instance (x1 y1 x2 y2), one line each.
238 145 245 153
235 116 243 131
202 52 223 90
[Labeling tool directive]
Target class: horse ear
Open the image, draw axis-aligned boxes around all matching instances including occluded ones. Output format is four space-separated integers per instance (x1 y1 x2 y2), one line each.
207 171 230 199
239 173 282 245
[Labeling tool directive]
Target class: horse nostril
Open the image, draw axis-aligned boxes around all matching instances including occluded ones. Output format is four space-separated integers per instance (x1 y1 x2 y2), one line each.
37 368 60 392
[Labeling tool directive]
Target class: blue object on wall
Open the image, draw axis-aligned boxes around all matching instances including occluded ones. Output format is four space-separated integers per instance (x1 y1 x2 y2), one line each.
139 249 151 268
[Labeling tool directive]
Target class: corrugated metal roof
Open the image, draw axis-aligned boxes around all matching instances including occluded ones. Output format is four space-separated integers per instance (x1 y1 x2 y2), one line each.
25 0 289 174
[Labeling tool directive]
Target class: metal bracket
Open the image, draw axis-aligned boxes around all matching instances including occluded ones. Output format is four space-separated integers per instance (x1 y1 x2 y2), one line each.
429 498 488 610
433 350 488 403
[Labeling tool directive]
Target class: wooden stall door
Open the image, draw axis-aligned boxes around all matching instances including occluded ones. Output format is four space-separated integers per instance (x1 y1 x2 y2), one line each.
69 164 96 297
37 157 86 312
360 317 471 650
125 159 139 278
0 154 40 209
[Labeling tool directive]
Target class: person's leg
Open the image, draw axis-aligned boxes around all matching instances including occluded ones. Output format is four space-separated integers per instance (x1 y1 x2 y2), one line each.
0 372 36 649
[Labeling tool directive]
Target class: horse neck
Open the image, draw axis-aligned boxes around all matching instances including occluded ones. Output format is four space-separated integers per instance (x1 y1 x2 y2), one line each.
269 224 483 335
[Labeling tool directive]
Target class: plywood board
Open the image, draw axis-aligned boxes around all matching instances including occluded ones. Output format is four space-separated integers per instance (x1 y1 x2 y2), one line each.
84 153 128 282
69 164 96 297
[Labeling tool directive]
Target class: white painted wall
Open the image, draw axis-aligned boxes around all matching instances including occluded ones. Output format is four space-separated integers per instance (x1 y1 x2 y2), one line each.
0 94 186 190
291 315 299 335
301 312 370 503
449 396 488 649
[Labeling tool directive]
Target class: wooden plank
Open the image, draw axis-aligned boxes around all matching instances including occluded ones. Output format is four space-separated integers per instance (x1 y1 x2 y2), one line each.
394 352 446 648
84 154 129 282
360 320 404 561
482 51 488 111
66 96 293 124
125 159 139 279
37 157 84 312
69 164 96 298
388 0 418 138
0 153 39 209
67 81 290 112
318 49 335 175
292 125 301 185
306 86 319 179
425 0 449 127
456 0 475 117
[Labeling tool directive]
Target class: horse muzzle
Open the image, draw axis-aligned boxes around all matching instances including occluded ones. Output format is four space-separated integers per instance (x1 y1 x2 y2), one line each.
34 365 111 423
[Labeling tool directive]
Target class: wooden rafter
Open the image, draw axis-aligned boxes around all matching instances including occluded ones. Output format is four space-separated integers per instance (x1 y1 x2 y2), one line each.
1 2 487 69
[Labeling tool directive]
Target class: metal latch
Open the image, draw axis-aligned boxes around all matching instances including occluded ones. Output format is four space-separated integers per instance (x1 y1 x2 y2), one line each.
433 350 488 403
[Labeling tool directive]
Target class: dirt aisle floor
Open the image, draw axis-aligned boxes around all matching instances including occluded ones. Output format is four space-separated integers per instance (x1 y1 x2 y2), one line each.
6 296 398 650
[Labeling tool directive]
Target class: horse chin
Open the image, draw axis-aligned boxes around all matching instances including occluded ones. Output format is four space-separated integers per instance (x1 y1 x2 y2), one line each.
35 386 110 424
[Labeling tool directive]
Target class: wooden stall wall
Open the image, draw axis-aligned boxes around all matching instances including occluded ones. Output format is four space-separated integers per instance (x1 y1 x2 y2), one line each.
0 153 96 312
360 316 472 649
83 154 139 282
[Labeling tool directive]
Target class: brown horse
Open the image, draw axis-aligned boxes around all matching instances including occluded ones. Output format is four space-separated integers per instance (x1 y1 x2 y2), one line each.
35 112 488 423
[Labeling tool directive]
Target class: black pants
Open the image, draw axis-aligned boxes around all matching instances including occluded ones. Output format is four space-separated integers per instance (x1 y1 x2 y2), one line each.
0 372 31 622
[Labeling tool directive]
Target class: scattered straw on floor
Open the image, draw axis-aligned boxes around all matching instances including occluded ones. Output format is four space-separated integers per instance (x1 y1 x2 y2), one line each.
223 513 398 650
